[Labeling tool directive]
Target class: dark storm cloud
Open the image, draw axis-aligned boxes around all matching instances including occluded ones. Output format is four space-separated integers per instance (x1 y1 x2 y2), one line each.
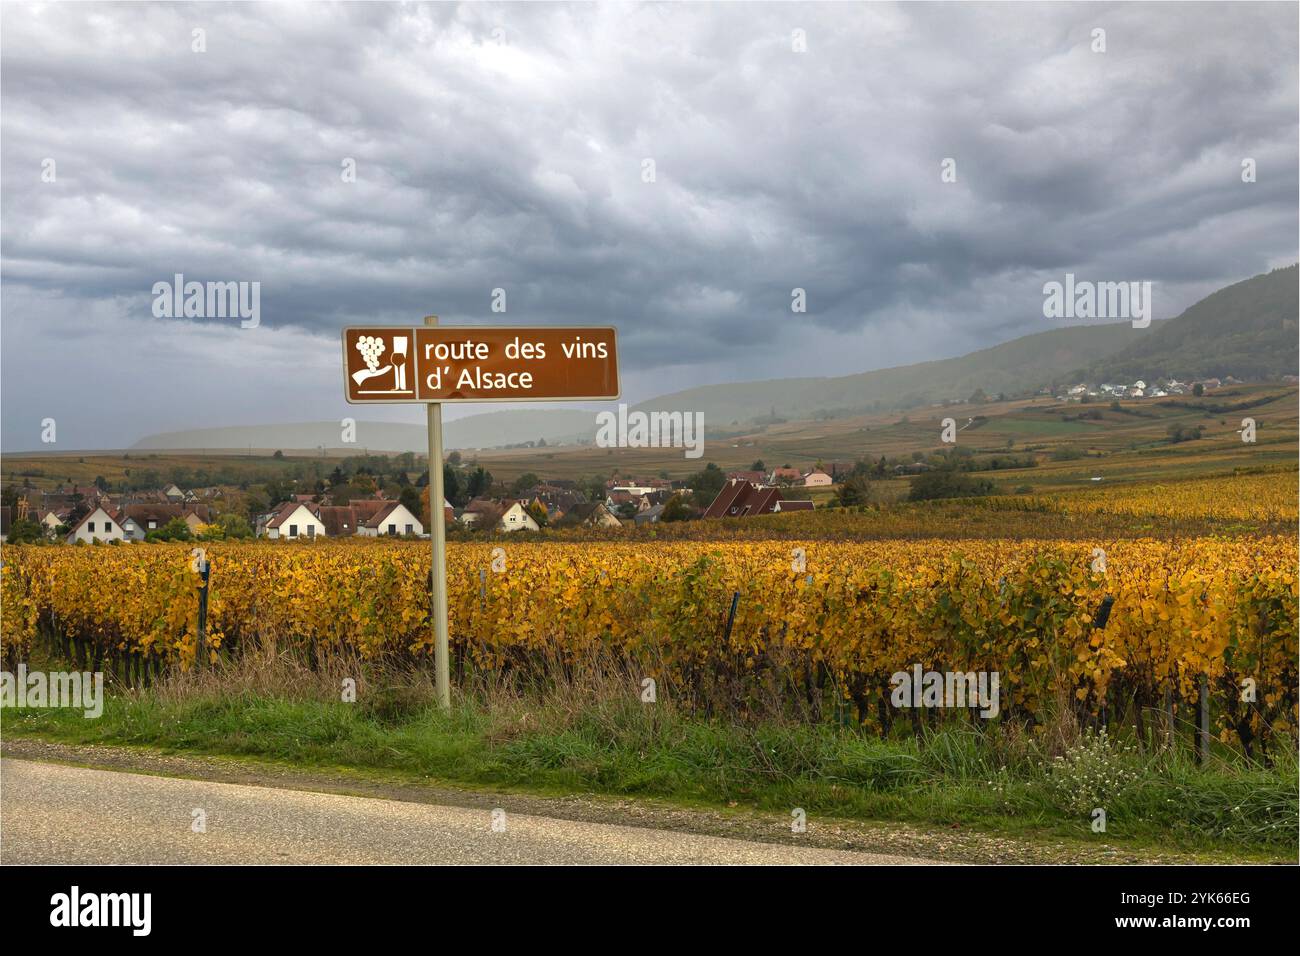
1 1 1296 448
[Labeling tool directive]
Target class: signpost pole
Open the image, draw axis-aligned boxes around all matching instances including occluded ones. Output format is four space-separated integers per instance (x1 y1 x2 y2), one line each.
342 319 618 716
425 314 451 711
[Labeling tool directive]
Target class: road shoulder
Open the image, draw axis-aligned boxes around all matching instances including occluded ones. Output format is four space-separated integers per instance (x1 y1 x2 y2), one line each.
0 736 1243 864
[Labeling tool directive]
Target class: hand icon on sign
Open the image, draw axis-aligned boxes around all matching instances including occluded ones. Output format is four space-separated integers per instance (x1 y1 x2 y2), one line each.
352 334 411 394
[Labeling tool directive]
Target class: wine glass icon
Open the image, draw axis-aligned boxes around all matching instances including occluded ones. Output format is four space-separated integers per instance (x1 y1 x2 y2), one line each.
391 336 408 391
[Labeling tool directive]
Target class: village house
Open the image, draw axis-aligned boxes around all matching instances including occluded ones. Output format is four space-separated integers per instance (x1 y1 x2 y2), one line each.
634 502 667 525
117 513 145 540
605 477 670 495
66 505 126 544
605 490 651 514
703 479 785 519
358 502 423 537
458 498 496 527
802 470 833 487
120 504 210 540
499 500 541 532
460 498 541 532
37 509 71 534
523 485 587 521
259 501 326 540
767 467 803 485
555 502 623 529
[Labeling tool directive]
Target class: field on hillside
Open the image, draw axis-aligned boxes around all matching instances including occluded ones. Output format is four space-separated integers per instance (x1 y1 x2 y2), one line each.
4 385 1293 492
467 383 1298 483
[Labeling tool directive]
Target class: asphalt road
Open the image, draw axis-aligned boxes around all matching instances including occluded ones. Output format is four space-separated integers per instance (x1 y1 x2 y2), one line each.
1 759 932 865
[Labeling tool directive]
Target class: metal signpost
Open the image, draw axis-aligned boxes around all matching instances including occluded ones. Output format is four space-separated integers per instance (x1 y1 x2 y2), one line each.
342 320 620 709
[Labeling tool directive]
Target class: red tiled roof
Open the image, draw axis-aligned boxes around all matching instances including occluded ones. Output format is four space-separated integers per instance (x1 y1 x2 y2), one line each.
703 480 784 519
361 502 402 529
703 480 749 519
266 501 317 530
345 499 390 521
317 506 357 537
775 499 814 511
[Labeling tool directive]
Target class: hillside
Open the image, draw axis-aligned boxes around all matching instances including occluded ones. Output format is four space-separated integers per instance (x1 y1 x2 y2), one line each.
1079 264 1298 383
632 322 1148 426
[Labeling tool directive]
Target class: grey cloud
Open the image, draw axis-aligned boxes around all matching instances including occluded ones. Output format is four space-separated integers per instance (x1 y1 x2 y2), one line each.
2 1 1296 448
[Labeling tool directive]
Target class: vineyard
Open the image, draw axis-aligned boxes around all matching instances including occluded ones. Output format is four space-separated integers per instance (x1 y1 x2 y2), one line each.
1048 470 1298 523
3 536 1295 755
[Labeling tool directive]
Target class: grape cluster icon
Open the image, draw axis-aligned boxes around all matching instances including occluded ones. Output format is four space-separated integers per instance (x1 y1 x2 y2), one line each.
356 335 386 372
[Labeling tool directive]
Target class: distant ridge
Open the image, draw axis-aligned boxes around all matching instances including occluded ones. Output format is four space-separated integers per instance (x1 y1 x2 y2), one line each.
132 408 599 453
630 322 1149 426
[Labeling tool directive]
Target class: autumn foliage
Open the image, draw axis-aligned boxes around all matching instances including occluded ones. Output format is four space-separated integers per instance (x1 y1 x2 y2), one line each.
2 536 1294 750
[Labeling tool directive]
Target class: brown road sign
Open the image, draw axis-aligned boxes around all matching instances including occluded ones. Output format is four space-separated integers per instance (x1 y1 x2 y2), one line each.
342 326 619 403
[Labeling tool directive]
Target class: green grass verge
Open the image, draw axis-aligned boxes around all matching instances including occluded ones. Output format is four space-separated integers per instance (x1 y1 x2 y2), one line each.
6 689 1294 860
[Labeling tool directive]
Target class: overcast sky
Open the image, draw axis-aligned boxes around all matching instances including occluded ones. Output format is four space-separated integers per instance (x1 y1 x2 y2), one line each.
2 1 1296 450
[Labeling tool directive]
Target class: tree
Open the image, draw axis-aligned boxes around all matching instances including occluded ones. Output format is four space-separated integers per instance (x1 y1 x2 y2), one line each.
835 474 872 507
750 460 765 472
907 469 995 502
216 513 253 539
580 475 608 503
263 479 293 507
419 486 454 529
93 475 110 492
465 466 493 500
399 485 422 518
273 449 284 459
146 517 193 542
5 517 45 545
244 494 268 523
660 494 692 522
687 462 726 503
526 501 549 528
1193 383 1205 397
511 473 541 497
1166 423 1203 444
442 464 464 507
447 450 462 466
